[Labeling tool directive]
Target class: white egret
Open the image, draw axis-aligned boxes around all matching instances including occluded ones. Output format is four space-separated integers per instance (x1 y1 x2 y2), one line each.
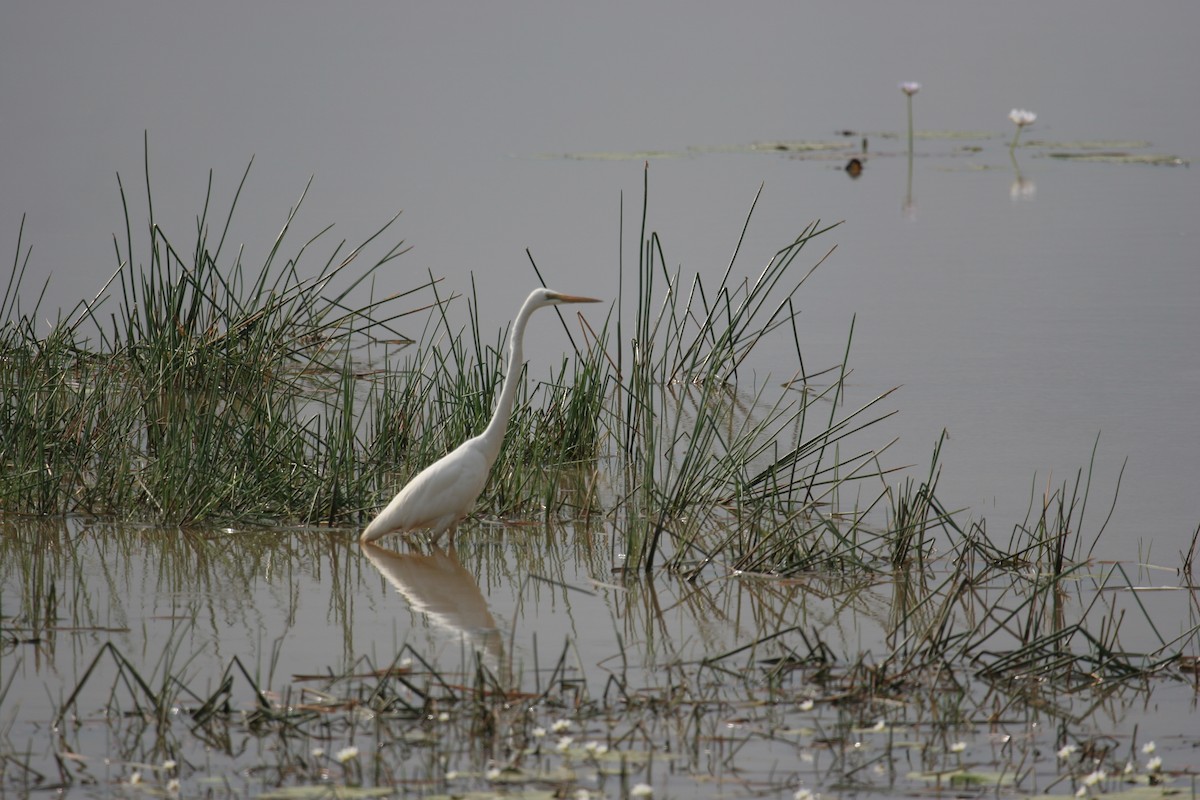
360 288 600 545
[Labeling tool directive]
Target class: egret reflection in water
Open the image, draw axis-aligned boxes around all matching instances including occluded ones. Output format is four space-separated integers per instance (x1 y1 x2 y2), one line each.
360 542 507 680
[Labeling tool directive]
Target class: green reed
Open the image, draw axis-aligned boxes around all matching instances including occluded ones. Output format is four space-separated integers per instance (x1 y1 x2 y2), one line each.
1 147 418 524
4 149 886 576
601 173 901 572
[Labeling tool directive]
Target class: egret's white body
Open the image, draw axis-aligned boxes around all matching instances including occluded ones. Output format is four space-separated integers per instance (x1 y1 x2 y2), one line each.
360 288 599 545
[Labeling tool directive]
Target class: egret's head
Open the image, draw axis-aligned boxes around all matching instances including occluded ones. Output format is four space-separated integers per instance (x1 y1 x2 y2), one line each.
535 288 602 307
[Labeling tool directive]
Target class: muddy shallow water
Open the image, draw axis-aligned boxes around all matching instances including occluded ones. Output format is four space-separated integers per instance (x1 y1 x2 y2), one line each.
3 518 1197 797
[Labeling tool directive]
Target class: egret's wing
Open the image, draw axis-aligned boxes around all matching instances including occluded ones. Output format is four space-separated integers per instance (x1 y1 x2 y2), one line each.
363 441 491 539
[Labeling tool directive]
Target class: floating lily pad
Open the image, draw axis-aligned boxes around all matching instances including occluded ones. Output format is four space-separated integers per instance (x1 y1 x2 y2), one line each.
559 746 671 767
952 770 1017 788
908 768 1017 788
483 765 577 784
400 729 437 744
1020 781 1181 800
1045 152 1189 166
750 140 854 152
1031 139 1153 150
426 792 557 800
255 786 397 799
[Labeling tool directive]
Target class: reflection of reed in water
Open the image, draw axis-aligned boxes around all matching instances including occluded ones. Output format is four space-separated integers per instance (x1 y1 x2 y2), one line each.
361 542 507 682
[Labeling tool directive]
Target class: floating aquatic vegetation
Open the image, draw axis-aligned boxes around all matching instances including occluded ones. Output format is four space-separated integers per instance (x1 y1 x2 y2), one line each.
749 140 855 152
1045 151 1189 166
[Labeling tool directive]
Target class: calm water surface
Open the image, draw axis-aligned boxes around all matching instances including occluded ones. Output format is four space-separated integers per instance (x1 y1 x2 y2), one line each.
3 521 1197 796
1 2 1199 795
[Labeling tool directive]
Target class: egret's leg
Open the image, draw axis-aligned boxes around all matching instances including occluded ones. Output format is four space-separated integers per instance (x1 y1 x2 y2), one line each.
429 521 457 547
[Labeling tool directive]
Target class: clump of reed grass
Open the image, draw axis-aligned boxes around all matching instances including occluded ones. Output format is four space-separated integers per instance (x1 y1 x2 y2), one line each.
1 147 619 530
1 145 421 524
596 173 901 573
7 151 877 565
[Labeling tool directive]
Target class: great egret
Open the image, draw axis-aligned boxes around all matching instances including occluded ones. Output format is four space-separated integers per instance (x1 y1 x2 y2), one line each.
359 288 600 545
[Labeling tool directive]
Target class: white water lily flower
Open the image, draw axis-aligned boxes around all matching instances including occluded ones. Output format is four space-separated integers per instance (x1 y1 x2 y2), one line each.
335 746 359 763
794 790 817 800
871 720 886 732
1082 769 1106 787
128 772 142 785
950 741 967 753
631 784 654 797
437 711 450 722
1141 741 1156 754
555 736 574 753
532 726 547 738
1010 178 1037 201
1057 744 1077 760
167 778 181 795
899 81 921 96
799 699 814 711
1147 755 1163 771
1008 108 1037 127
551 718 572 733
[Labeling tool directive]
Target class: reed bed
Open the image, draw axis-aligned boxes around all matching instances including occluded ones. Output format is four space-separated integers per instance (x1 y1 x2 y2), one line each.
2 157 901 577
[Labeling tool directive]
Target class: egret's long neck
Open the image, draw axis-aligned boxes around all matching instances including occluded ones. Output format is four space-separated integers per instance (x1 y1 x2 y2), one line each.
477 295 537 464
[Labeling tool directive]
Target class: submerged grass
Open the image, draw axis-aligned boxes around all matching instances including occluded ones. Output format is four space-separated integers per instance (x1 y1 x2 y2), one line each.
3 518 1197 798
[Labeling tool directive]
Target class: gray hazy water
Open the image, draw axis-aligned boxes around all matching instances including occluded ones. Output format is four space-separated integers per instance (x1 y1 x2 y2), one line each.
5 521 1199 797
2 1 1198 559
